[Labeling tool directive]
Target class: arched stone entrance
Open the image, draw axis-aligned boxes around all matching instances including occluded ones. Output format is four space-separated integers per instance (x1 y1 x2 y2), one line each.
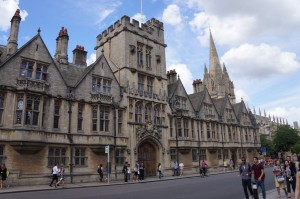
138 141 157 176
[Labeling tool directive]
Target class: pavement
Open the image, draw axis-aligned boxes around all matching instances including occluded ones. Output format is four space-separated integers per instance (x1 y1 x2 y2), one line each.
0 170 281 199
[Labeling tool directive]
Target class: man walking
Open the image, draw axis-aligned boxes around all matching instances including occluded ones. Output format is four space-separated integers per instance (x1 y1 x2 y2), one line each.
252 157 266 199
172 161 178 176
179 162 184 176
238 157 253 199
49 163 59 188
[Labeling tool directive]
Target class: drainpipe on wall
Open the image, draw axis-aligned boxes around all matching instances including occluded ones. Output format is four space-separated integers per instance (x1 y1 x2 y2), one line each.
113 106 117 180
197 119 201 172
67 100 74 183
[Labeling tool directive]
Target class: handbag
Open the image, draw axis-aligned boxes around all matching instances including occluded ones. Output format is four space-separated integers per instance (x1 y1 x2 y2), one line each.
277 176 284 183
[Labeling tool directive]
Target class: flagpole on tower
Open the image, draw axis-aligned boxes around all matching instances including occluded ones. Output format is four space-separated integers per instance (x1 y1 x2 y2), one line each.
141 0 143 23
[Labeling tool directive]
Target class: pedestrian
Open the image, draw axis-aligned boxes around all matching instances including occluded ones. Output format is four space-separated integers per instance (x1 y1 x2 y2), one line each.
157 163 163 179
238 157 253 199
56 164 65 188
286 156 297 192
179 162 184 176
97 164 104 182
127 163 131 181
252 157 266 199
0 163 8 189
229 159 234 170
284 160 295 198
139 162 145 180
295 171 300 199
273 160 287 198
133 166 139 181
200 160 208 176
49 163 59 188
172 161 178 176
122 162 128 182
135 161 140 180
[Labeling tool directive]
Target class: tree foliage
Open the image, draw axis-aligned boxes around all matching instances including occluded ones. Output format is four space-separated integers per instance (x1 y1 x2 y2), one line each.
273 125 299 153
291 143 300 155
260 134 276 157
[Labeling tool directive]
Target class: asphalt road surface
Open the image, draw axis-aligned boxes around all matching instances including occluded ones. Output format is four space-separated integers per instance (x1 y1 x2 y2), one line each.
1 167 274 199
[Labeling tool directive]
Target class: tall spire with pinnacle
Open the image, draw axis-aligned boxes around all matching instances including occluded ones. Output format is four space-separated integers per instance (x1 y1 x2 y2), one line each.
209 29 222 78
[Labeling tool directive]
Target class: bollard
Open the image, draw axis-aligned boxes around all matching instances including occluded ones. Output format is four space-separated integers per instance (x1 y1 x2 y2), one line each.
252 182 259 199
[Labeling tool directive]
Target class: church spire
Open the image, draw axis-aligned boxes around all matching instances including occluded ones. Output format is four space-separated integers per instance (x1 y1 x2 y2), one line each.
209 29 222 77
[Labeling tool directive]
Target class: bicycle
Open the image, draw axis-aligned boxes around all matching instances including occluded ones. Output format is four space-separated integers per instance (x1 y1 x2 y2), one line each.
200 167 208 177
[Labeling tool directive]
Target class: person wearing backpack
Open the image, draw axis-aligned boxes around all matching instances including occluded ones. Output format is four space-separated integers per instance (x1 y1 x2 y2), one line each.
238 157 253 199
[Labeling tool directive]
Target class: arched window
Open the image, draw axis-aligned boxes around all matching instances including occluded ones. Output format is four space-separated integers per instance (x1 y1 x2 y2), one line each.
154 105 161 125
144 103 151 122
135 102 142 123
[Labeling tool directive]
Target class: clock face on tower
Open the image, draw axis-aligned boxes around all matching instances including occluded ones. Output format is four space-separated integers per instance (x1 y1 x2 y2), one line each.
17 100 23 109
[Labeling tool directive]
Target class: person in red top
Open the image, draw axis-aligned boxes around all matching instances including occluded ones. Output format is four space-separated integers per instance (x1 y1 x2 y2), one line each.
200 160 208 176
252 157 266 199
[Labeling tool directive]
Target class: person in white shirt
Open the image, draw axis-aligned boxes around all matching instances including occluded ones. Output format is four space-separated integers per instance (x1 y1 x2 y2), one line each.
49 163 60 188
179 162 184 176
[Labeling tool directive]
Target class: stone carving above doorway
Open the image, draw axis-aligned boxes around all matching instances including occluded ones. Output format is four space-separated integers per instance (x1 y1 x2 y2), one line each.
136 120 162 142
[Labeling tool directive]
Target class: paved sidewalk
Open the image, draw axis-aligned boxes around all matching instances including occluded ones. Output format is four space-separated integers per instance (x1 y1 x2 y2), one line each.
0 170 279 199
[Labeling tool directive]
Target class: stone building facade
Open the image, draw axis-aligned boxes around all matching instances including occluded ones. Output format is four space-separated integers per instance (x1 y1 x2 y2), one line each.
0 10 260 185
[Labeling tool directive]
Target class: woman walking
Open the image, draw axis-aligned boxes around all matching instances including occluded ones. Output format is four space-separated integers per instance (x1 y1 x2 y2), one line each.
284 160 295 198
157 163 163 179
272 160 287 198
56 164 65 188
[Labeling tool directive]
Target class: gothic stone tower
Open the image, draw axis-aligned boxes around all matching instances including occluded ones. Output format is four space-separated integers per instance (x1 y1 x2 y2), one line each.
95 16 168 175
203 31 236 103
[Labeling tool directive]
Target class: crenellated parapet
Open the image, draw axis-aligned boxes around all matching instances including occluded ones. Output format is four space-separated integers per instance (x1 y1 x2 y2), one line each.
95 15 165 50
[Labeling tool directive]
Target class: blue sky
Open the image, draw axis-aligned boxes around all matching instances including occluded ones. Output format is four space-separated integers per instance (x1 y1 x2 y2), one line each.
1 0 300 126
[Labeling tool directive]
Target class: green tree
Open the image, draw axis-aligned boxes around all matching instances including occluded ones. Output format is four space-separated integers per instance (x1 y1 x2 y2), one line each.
273 125 299 153
291 143 300 155
260 134 276 156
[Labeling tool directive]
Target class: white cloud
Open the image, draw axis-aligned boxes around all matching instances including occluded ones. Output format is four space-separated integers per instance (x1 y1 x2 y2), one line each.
66 0 122 25
167 64 194 94
0 0 28 32
162 4 182 26
221 43 300 79
87 53 96 66
131 13 146 24
235 89 250 103
186 0 300 46
189 13 256 46
268 107 300 125
96 9 114 24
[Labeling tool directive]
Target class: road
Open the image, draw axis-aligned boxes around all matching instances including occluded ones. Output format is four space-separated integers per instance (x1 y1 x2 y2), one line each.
1 167 275 199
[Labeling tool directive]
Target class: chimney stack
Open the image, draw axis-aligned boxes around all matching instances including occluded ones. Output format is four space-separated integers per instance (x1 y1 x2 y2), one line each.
167 69 177 84
7 9 21 57
192 79 204 93
55 27 69 64
72 45 87 66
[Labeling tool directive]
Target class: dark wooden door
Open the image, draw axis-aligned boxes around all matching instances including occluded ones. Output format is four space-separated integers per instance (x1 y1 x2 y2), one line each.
138 142 156 176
